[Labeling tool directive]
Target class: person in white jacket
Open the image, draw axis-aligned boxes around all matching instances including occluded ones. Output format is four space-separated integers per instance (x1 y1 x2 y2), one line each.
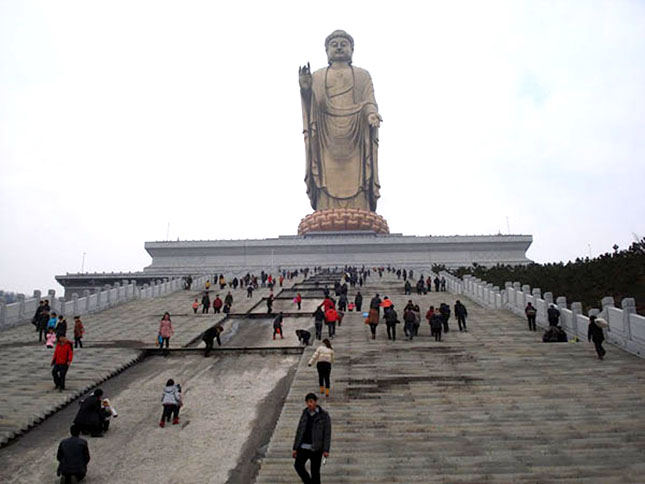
308 339 335 398
159 379 182 427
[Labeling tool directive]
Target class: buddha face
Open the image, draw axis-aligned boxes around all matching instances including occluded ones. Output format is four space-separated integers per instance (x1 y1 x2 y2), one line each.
326 37 353 63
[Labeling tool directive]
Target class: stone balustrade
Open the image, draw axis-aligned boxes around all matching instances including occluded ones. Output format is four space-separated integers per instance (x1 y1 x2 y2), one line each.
0 275 209 331
439 271 645 358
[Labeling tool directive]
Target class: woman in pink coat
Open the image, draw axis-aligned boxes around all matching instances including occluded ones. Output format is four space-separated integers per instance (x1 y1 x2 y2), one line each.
158 312 174 348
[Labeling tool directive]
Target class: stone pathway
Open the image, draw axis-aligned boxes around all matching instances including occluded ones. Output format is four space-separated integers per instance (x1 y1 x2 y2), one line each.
256 273 645 483
0 281 294 447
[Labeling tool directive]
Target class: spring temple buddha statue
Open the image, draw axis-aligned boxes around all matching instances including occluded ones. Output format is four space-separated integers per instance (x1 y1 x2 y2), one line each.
298 30 389 235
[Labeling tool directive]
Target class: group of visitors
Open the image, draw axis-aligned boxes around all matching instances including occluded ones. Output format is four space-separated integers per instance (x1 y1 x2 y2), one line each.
403 275 447 295
32 301 85 349
363 294 468 342
195 291 234 314
525 302 608 359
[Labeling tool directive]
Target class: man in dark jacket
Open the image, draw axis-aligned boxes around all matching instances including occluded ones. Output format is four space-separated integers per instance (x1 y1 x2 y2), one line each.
588 315 606 360
384 306 398 341
547 304 561 326
454 300 468 332
439 303 451 333
74 389 107 437
293 393 331 484
202 324 223 356
354 291 363 312
57 425 90 483
403 308 416 340
201 293 210 314
370 294 382 315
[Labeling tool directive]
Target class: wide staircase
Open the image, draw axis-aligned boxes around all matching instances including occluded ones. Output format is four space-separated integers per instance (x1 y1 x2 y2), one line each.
256 272 645 483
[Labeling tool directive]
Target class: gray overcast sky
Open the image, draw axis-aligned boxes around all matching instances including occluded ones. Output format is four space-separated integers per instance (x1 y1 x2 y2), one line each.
1 0 644 295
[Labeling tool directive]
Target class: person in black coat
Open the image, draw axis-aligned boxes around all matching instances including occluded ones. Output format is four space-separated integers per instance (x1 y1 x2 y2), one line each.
354 292 363 312
547 305 561 326
454 300 468 331
74 389 108 437
57 425 90 483
202 324 223 356
588 315 606 360
293 393 331 484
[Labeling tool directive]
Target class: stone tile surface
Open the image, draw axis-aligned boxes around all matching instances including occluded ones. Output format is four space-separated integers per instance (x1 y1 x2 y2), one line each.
256 273 645 484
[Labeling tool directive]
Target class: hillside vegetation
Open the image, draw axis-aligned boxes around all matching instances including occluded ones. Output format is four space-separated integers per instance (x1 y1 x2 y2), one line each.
441 239 645 315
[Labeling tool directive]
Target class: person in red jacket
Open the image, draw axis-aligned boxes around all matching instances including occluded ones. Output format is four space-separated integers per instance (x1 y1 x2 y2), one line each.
52 337 73 391
212 295 223 313
324 307 339 339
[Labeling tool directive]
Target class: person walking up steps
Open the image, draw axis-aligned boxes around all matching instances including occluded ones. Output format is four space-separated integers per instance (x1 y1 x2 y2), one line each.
201 292 210 314
73 316 84 348
159 379 182 427
293 393 332 484
525 302 537 331
309 338 335 398
354 291 363 312
365 307 379 339
313 306 325 341
273 312 284 340
588 315 607 360
384 305 398 341
455 300 468 332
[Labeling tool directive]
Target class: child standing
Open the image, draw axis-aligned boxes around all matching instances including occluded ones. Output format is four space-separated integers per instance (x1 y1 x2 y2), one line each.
73 316 84 348
45 329 57 348
159 379 182 427
192 298 199 314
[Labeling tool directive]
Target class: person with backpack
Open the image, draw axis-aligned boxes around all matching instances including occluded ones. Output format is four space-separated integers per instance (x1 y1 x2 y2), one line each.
525 302 537 331
588 315 607 360
308 338 335 397
439 303 451 333
384 305 398 341
454 300 468 332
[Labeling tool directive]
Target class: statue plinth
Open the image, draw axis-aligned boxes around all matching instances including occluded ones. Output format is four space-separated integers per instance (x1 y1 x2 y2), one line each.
298 209 389 235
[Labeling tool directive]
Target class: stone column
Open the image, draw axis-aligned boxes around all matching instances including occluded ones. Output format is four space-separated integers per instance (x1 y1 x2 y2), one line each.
105 285 112 306
48 290 57 312
72 293 79 315
621 298 636 341
532 288 541 300
0 300 6 328
33 290 42 301
571 302 583 339
544 292 553 306
601 296 615 320
83 290 91 313
17 294 26 320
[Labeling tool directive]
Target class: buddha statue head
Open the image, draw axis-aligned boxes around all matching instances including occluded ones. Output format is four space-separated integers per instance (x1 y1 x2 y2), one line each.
325 30 354 65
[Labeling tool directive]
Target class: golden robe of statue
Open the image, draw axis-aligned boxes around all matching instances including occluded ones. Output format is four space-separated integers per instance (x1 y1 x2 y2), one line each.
300 30 381 212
